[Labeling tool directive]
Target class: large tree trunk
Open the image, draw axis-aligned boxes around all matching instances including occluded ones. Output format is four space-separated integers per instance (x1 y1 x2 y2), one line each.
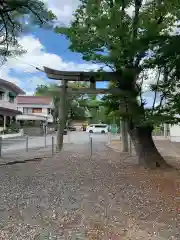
117 67 171 169
129 125 170 169
121 120 128 152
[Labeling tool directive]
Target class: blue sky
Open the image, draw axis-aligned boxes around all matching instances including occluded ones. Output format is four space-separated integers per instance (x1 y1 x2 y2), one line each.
0 0 108 95
0 26 108 95
32 29 108 89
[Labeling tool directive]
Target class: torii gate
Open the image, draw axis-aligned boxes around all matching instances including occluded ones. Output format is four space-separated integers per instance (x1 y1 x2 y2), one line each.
43 67 128 151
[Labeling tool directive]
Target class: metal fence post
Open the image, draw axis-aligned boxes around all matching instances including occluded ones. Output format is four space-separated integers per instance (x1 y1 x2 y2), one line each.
90 136 92 157
52 136 54 156
108 131 111 145
68 131 70 143
0 137 2 157
26 135 28 152
129 134 132 156
44 132 47 148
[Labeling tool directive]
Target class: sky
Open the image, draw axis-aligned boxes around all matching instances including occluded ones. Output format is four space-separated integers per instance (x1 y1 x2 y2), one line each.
0 0 108 95
0 0 155 106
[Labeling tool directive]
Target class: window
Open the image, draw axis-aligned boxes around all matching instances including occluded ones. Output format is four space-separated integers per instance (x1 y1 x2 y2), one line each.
9 97 15 103
9 92 16 103
23 107 29 114
0 91 4 100
94 125 107 128
32 108 42 113
48 108 51 114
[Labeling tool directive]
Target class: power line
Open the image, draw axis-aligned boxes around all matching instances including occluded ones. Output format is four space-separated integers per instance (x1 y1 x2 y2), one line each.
36 66 44 72
7 56 49 86
12 56 44 72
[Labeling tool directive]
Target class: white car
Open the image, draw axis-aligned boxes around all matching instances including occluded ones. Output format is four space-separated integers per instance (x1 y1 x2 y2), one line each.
86 124 109 134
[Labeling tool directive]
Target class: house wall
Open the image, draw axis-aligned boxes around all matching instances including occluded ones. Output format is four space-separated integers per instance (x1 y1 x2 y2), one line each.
16 103 55 136
17 106 50 115
17 104 53 123
169 124 180 142
0 87 17 111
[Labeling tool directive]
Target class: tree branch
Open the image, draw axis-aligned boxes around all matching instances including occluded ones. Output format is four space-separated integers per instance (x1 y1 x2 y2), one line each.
121 0 125 12
152 68 161 114
138 71 145 107
134 51 146 67
132 0 142 40
158 94 165 112
0 11 9 57
25 5 44 24
158 68 169 113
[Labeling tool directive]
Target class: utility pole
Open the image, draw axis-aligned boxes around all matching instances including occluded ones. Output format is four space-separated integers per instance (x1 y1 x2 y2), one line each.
56 80 67 151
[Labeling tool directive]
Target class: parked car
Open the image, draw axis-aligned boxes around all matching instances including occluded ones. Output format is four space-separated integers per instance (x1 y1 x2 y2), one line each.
86 124 109 134
67 126 76 131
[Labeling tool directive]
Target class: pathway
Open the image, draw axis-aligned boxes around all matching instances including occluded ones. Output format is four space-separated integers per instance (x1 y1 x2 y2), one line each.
1 132 109 155
0 142 178 239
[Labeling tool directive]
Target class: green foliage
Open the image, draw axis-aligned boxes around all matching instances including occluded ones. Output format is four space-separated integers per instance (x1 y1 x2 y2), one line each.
1 122 20 134
35 83 89 122
0 0 56 61
35 85 50 96
56 0 180 127
35 83 109 123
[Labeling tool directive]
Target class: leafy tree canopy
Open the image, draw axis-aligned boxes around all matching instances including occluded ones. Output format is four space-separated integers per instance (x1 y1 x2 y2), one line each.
0 0 55 60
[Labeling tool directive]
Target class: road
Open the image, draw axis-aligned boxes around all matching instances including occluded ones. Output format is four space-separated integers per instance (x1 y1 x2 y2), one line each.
1 132 118 154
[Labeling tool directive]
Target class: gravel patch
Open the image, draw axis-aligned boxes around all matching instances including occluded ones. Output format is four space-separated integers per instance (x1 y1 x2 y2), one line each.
0 143 178 239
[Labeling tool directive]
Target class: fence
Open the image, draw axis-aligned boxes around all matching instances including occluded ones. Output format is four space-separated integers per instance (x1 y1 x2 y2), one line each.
108 128 171 156
107 132 134 156
0 129 171 161
0 134 59 159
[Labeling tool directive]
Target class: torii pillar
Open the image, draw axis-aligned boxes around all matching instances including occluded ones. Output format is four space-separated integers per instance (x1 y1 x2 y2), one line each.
56 79 67 151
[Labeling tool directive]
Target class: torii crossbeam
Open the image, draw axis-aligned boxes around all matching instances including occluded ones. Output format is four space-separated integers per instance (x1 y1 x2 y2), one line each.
44 67 117 81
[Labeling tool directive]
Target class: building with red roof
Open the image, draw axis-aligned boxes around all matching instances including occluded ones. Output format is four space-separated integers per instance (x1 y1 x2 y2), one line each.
16 95 54 123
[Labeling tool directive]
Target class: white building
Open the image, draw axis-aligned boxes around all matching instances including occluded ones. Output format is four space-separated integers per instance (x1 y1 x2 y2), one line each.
16 96 54 123
0 79 25 130
169 124 180 142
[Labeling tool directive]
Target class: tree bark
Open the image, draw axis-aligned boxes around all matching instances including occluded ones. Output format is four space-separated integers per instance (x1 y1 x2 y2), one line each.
129 125 171 169
121 120 128 152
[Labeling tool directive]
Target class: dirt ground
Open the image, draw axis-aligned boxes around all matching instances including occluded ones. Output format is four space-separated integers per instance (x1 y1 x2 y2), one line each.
0 142 178 239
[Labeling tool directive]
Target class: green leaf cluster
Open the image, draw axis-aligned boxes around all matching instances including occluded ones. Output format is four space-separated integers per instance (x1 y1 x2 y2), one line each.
56 0 180 126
